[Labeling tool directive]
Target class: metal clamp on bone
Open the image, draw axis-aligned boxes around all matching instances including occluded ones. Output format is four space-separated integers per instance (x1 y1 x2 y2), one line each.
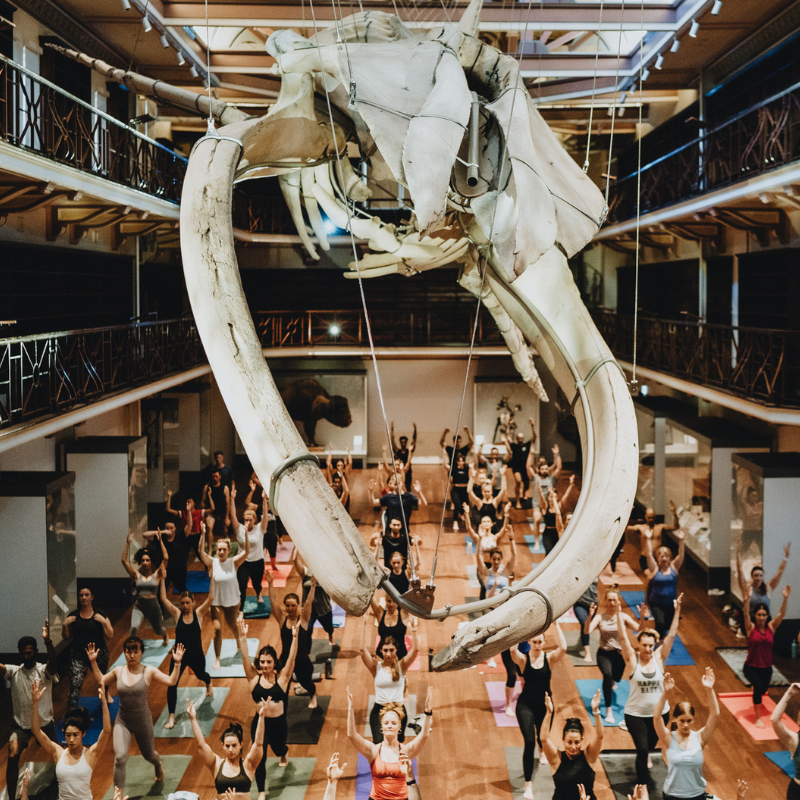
401 578 436 615
268 453 321 511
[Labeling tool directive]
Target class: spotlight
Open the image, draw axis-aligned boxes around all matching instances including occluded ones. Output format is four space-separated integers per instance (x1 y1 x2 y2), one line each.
160 34 169 48
618 105 625 117
120 0 131 9
189 65 199 77
619 91 627 104
329 323 341 337
689 19 699 37
142 15 152 32
655 53 664 69
641 68 650 82
640 384 650 397
670 37 680 52
711 0 722 14
176 51 186 65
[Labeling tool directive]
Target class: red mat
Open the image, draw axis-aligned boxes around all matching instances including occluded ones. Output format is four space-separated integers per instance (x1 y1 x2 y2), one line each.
261 564 293 588
719 692 799 741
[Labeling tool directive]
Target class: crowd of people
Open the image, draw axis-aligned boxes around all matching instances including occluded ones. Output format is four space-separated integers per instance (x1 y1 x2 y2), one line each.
3 432 798 800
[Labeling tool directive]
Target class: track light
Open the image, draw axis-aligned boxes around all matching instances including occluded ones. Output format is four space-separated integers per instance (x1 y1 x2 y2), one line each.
618 106 625 117
670 37 680 52
619 92 627 104
160 34 169 48
711 0 722 14
120 0 131 9
641 68 650 82
176 51 186 65
142 16 152 32
189 65 199 77
689 19 699 37
655 53 664 69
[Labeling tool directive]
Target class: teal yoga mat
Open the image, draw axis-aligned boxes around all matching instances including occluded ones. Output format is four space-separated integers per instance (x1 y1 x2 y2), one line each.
205 637 259 678
100 755 192 800
153 686 229 737
111 639 174 670
243 596 272 619
575 678 630 727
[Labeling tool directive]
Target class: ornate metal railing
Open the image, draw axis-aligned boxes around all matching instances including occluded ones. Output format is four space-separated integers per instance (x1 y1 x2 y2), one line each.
0 54 187 203
0 319 203 430
254 309 504 348
594 310 800 407
608 82 800 223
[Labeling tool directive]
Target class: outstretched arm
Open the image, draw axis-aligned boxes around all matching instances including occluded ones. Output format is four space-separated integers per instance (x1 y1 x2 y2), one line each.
301 577 316 626
87 688 112 766
266 569 285 626
187 700 218 771
550 444 562 480
31 681 60 761
672 528 686 571
149 645 185 686
237 620 258 682
698 668 719 747
663 499 679 533
653 674 673 750
244 703 267 774
617 606 637 678
404 687 433 760
400 619 419 672
768 543 791 592
197 526 213 568
541 694 560 770
742 586 755 638
585 689 605 763
658 593 683 665
771 585 791 632
323 753 347 800
165 490 180 518
772 683 800 751
159 578 180 621
413 481 428 506
735 538 749 598
121 530 138 579
390 423 398 453
346 687 376 759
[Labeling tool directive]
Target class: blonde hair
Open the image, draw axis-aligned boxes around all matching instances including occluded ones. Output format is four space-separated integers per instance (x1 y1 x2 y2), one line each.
379 702 405 724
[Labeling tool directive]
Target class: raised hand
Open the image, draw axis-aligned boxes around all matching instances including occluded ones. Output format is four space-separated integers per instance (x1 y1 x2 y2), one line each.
788 682 800 697
569 474 576 485
186 699 197 719
86 643 99 663
113 788 130 800
249 480 256 491
42 619 51 642
413 481 422 493
628 786 649 800
263 697 284 718
784 585 792 599
785 543 792 559
346 686 354 708
291 620 300 638
701 667 715 689
577 786 588 800
551 444 559 455
674 592 683 611
636 604 648 619
424 686 433 714
663 672 675 693
173 643 185 663
590 688 601 714
256 699 269 718
265 568 274 586
237 619 249 639
399 751 413 780
545 693 554 714
676 528 685 542
503 502 512 516
31 679 45 704
327 752 346 782
736 779 748 800
588 602 597 617
669 499 676 514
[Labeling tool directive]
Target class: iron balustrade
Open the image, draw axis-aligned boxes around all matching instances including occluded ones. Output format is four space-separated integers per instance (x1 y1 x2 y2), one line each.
593 309 800 408
0 319 203 430
0 54 187 203
608 82 800 223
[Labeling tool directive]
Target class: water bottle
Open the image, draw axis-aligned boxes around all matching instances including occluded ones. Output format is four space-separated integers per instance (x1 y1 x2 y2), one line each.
324 658 333 679
428 647 434 671
792 640 798 659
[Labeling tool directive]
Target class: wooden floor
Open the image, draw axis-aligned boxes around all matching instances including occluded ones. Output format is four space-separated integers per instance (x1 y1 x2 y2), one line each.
1 465 795 800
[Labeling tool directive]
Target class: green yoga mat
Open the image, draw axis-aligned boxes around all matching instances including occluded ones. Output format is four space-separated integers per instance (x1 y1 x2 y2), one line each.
111 639 175 670
205 637 259 677
256 757 315 800
153 686 229 737
100 755 192 800
599 750 667 800
504 746 555 798
286 694 331 744
565 628 600 667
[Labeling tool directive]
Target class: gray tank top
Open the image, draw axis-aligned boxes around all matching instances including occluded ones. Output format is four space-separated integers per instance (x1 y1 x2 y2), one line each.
117 669 149 725
135 573 159 598
598 614 621 651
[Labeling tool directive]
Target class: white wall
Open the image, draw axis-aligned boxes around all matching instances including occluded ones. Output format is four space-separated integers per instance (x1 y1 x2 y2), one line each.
79 403 140 438
178 393 202 471
763 477 800 618
0 497 48 651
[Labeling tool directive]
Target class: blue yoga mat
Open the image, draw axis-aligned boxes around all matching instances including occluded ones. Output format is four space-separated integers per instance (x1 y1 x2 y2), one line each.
185 569 210 593
111 639 174 670
523 534 544 554
665 635 694 666
620 591 646 615
243 596 271 619
315 603 346 628
356 753 417 799
766 750 795 778
204 637 259 678
575 678 630 727
56 696 119 746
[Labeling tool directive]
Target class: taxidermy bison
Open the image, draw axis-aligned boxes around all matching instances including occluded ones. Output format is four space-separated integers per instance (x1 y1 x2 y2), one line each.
279 378 352 446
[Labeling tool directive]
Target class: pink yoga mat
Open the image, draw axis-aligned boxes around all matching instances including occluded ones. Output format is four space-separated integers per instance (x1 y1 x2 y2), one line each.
261 564 293 588
719 692 799 741
485 681 519 727
276 541 295 562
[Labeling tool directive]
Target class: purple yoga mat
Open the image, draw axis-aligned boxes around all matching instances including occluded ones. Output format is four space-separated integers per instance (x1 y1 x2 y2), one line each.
485 681 519 727
356 753 418 799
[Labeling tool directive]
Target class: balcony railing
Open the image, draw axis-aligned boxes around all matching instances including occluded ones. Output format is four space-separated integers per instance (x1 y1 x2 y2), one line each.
0 54 187 203
608 81 800 224
594 309 800 408
0 319 204 431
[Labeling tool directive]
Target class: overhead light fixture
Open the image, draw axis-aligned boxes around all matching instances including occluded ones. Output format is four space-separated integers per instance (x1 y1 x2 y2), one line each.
189 65 199 77
640 384 650 396
176 51 186 65
618 106 626 117
142 16 152 32
711 0 722 14
607 105 614 117
160 34 169 48
655 53 664 69
120 0 131 9
670 37 680 52
641 68 650 82
689 19 699 37
619 91 627 104
328 323 341 337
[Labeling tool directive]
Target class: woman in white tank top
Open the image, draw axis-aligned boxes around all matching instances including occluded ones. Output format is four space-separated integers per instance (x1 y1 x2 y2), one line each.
30 683 111 800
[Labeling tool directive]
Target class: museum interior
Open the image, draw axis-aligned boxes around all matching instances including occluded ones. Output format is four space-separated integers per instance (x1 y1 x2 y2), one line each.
1 0 800 799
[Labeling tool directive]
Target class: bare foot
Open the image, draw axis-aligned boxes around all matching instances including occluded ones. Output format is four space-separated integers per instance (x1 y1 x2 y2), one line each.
523 783 534 800
504 705 515 717
162 636 169 647
583 650 592 663
539 751 548 765
309 695 318 709
205 683 213 697
279 754 289 767
155 764 164 782
213 658 221 671
258 792 266 800
515 502 522 510
164 715 176 730
755 718 765 728
256 595 263 604
647 756 653 769
605 711 615 724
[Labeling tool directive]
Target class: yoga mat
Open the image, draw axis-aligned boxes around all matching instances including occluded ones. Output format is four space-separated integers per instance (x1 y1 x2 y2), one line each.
111 639 174 670
261 564 293 588
600 561 643 587
356 753 417 800
575 679 630 727
716 647 791 687
504 746 554 798
56 696 119 746
557 607 578 623
600 750 667 800
205 637 259 678
310 638 340 669
315 602 346 628
286 694 330 744
485 681 519 727
565 628 599 667
243 596 271 619
153 687 229 737
765 750 795 778
665 635 694 666
276 540 295 562
364 696 418 738
719 692 798 741
466 564 480 588
184 570 210 593
260 757 315 800
0 757 56 800
523 534 544 554
464 595 483 622
100 755 192 800
620 591 646 616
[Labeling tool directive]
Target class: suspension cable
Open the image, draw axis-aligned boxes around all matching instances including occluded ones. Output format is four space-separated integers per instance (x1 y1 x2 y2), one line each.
583 0 605 172
631 0 645 387
603 0 627 209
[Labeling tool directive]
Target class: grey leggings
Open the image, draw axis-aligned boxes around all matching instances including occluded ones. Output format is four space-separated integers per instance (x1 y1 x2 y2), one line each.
113 713 161 788
131 596 166 637
212 604 241 657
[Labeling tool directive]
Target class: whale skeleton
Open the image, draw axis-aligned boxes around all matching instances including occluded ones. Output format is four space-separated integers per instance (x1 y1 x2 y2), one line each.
56 0 638 670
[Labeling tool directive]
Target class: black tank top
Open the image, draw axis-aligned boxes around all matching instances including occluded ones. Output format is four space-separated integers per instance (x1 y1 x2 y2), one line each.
209 485 227 516
553 750 595 800
377 611 407 660
69 612 106 652
176 611 203 657
544 510 557 530
388 570 410 595
451 466 469 485
280 620 311 664
214 759 251 794
518 651 551 706
475 501 497 522
251 676 287 712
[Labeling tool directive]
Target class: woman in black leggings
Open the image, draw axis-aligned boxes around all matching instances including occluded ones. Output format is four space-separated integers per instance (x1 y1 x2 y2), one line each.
584 589 639 724
447 454 470 531
510 622 567 800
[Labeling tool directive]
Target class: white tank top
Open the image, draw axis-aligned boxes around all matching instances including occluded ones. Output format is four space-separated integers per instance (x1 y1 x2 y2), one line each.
56 749 92 800
624 657 669 717
374 664 405 704
236 523 264 562
213 557 240 607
